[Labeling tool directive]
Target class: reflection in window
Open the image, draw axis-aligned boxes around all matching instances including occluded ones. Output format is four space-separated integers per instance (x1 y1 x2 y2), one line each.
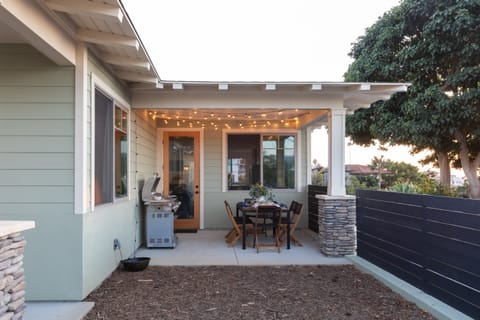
94 88 128 206
227 134 295 190
115 107 128 198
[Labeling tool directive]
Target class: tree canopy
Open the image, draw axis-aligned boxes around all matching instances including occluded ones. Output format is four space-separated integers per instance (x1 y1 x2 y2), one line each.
344 0 480 198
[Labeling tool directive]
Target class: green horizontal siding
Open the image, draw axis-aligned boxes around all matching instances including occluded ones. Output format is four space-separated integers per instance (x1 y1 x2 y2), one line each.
0 103 73 119
0 186 74 203
0 87 74 103
0 136 73 152
0 170 73 185
0 69 74 86
0 119 73 135
0 44 78 300
0 153 74 169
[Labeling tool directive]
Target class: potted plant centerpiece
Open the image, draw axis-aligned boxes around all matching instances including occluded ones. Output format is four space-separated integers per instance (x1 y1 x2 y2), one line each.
249 183 275 204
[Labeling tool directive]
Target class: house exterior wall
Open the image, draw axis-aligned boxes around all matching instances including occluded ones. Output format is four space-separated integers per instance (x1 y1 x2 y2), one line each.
0 44 83 299
0 44 158 300
81 56 157 298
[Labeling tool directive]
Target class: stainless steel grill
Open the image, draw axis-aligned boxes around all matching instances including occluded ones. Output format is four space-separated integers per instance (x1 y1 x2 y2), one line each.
142 174 180 248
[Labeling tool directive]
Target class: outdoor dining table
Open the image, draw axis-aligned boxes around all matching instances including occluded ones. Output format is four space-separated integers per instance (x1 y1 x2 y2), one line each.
237 202 290 250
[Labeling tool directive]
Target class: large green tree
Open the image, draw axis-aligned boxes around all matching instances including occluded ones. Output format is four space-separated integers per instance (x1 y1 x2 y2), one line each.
345 0 480 198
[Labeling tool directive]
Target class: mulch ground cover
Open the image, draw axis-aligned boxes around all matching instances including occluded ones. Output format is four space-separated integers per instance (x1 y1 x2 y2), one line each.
84 265 436 320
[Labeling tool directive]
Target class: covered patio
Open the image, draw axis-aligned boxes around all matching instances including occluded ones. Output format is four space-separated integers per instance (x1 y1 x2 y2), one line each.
135 229 349 266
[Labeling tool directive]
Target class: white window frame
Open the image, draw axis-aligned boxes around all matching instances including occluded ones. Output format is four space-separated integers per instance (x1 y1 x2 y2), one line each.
222 128 301 192
91 75 131 209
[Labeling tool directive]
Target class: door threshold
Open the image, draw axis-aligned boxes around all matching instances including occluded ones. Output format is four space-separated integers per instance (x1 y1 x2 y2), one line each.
175 229 198 233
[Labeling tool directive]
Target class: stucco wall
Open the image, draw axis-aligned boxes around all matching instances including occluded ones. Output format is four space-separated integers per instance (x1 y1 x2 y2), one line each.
0 44 82 299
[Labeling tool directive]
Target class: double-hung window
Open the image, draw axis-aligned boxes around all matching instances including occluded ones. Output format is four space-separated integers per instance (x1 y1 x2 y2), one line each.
94 88 128 206
227 133 296 190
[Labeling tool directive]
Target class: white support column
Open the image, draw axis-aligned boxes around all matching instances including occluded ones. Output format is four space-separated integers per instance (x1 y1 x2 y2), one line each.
327 109 347 196
74 43 88 214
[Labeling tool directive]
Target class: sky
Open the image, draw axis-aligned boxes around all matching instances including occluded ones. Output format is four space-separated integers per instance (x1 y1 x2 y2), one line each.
121 1 462 177
122 0 400 81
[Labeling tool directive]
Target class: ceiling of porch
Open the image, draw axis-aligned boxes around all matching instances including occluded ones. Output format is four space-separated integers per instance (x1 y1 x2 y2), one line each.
145 108 328 130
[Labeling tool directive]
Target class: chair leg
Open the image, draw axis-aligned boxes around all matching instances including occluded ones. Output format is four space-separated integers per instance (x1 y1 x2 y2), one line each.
226 231 239 247
291 234 303 247
225 228 234 239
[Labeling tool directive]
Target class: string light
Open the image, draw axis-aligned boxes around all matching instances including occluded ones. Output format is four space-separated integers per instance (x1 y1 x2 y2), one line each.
146 109 309 129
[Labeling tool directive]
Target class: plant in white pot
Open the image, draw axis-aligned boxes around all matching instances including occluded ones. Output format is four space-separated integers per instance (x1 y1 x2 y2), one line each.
249 183 275 203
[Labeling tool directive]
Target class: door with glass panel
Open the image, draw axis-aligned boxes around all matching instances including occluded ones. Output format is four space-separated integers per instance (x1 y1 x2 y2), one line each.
163 132 200 230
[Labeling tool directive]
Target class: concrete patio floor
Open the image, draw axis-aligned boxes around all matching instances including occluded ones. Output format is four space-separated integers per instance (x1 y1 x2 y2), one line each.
136 228 350 266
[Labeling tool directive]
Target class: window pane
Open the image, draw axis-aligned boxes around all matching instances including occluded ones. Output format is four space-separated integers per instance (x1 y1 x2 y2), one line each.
262 135 295 189
227 135 260 190
115 106 128 198
115 130 128 197
95 90 114 205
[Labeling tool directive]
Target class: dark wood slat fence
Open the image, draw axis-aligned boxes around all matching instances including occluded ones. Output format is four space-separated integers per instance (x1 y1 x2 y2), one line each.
356 190 480 319
307 185 327 232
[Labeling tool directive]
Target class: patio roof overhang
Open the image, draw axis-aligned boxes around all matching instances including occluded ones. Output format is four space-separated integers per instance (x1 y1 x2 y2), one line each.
0 0 160 86
131 81 409 129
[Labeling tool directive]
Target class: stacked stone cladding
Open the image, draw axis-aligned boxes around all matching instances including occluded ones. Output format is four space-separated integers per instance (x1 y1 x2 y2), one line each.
0 233 26 320
316 195 357 257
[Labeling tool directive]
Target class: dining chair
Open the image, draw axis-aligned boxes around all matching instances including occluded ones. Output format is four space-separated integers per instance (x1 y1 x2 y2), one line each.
254 205 282 253
278 201 304 247
224 200 254 247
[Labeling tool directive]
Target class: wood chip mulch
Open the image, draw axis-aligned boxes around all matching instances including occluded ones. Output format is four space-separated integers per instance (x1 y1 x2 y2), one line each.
84 265 436 320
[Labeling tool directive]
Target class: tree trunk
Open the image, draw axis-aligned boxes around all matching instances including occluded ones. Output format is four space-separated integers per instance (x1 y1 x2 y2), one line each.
437 151 451 188
454 131 480 199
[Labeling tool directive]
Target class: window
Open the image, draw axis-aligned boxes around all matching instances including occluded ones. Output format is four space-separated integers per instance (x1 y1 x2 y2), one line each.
94 89 128 206
227 134 295 190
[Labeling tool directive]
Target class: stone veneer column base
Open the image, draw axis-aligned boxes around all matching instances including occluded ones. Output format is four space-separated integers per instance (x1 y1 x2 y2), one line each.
0 233 27 320
316 195 356 257
0 221 34 320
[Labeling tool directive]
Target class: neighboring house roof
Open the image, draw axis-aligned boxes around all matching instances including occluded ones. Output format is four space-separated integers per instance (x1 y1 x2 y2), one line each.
346 164 386 175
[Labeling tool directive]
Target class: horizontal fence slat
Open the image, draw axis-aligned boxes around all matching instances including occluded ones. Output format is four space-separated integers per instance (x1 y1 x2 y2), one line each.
358 202 423 230
358 197 426 220
423 196 480 215
357 190 480 319
427 258 480 292
425 234 480 277
358 231 422 264
357 190 426 206
425 207 480 230
358 214 423 253
425 270 480 318
357 241 424 289
426 220 480 246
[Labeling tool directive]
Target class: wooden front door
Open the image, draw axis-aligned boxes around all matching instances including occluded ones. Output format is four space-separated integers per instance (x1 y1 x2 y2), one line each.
163 131 200 231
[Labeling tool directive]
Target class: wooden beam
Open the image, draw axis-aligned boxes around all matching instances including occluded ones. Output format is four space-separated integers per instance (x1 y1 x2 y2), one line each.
45 0 123 22
360 84 371 91
77 29 139 49
265 84 276 91
129 82 164 90
101 53 150 70
218 83 229 90
172 83 184 90
115 71 157 84
0 0 76 65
